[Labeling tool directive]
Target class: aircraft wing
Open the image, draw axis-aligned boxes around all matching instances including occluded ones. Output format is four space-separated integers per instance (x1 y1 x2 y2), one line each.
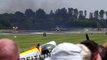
20 48 41 60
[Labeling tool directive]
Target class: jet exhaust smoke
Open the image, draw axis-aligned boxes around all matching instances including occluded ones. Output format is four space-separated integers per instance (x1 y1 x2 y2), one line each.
1 0 70 13
5 0 37 13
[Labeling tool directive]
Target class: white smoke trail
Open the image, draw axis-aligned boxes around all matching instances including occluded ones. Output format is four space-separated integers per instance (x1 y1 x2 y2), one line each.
0 0 71 13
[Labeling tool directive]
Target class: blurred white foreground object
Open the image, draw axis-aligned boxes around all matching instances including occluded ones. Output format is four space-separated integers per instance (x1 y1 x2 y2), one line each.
20 41 56 60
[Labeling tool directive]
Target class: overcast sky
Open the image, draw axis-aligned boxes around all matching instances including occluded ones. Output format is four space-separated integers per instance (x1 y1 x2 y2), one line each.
0 0 107 13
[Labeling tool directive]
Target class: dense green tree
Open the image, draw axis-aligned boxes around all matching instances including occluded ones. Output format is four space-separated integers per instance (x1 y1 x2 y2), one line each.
14 11 25 20
49 10 54 16
74 8 78 19
99 10 105 20
94 10 99 20
0 17 11 29
0 8 107 29
89 12 94 20
68 8 74 16
35 9 46 19
105 11 107 20
15 11 24 17
84 10 87 18
60 8 68 19
25 9 35 17
79 10 84 19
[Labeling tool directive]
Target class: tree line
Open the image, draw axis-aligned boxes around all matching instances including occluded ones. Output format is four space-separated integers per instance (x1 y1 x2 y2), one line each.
0 8 107 30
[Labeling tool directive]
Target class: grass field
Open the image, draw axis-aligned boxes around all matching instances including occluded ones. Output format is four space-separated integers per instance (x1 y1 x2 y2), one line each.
0 33 107 52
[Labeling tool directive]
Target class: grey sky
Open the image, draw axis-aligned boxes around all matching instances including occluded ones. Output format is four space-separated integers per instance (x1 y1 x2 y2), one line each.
0 0 107 13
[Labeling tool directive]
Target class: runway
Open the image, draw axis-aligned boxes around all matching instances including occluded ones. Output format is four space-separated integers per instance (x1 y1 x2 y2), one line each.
0 31 105 35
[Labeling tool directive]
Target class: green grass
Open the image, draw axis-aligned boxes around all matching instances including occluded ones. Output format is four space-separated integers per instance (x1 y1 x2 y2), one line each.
0 33 107 52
